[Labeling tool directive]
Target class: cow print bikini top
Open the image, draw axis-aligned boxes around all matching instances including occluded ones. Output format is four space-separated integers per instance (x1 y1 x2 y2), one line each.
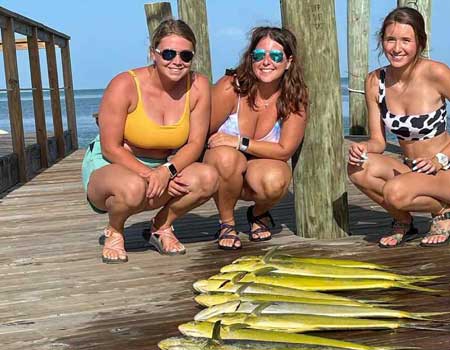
378 68 447 141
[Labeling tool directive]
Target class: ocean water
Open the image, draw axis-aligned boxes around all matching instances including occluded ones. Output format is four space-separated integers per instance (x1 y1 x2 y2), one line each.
0 78 352 148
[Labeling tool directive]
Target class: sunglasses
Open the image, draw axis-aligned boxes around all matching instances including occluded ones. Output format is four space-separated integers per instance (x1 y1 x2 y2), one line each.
251 49 284 63
154 48 195 63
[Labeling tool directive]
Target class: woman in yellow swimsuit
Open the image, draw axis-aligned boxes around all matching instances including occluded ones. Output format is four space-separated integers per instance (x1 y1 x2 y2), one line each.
81 19 218 263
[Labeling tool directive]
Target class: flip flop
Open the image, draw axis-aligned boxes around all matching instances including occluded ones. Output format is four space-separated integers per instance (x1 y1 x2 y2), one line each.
420 213 450 247
102 227 128 264
378 220 420 248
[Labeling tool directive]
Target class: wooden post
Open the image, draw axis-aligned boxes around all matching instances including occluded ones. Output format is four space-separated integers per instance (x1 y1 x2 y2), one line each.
397 0 431 58
45 34 65 159
61 40 78 150
281 0 348 238
27 26 49 168
144 2 173 41
177 0 212 81
1 17 27 182
348 0 369 135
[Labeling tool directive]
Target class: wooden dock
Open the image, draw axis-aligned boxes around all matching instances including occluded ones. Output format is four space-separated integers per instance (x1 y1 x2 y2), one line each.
1 143 449 350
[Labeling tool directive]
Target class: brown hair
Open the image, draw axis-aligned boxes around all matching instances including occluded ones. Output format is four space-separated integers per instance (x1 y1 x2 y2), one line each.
232 26 308 120
378 7 427 60
151 19 196 51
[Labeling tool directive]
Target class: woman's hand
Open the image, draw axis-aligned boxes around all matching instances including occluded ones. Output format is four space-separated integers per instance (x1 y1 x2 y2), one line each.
140 167 171 199
348 142 368 166
410 157 440 175
167 171 190 197
208 132 239 149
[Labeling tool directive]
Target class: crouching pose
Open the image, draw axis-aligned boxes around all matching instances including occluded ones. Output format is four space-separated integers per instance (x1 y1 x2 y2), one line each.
204 26 308 250
82 19 218 263
348 7 450 248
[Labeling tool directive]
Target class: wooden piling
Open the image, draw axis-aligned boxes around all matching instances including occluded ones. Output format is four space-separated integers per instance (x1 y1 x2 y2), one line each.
144 2 173 44
348 0 369 135
177 0 212 81
397 0 431 58
45 35 65 159
1 17 27 182
61 40 78 150
27 26 49 168
281 0 348 238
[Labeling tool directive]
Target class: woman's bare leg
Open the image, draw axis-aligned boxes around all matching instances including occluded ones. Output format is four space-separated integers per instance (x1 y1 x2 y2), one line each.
241 159 292 240
204 146 247 248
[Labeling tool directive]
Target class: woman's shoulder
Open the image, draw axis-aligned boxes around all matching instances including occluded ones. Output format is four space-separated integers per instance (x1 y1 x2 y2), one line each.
420 59 450 79
104 69 138 95
190 71 210 89
212 75 237 96
365 69 382 90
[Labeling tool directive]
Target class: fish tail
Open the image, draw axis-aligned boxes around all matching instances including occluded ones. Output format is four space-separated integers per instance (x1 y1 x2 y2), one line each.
403 275 445 283
397 281 442 293
403 322 449 332
414 312 450 321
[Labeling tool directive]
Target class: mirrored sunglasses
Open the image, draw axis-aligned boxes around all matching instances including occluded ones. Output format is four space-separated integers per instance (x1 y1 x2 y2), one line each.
155 48 195 63
251 49 284 63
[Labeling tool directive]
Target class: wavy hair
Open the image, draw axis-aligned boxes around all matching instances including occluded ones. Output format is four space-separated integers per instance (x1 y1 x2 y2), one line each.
231 26 308 120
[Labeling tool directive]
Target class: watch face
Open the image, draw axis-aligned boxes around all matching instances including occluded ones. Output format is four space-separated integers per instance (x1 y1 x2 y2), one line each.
168 163 177 177
437 153 449 166
241 137 250 147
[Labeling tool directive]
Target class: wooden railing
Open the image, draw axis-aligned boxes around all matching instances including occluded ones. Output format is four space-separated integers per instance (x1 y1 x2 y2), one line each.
0 6 77 184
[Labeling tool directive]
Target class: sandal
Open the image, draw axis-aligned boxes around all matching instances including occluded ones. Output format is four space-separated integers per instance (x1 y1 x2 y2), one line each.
378 219 419 248
216 223 242 250
246 205 275 242
420 212 450 247
144 220 186 255
102 227 128 264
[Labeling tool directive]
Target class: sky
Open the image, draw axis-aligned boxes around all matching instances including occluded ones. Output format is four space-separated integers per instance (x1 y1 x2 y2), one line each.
1 0 450 89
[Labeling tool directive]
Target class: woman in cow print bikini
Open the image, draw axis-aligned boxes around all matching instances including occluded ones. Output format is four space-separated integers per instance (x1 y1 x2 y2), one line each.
348 7 450 248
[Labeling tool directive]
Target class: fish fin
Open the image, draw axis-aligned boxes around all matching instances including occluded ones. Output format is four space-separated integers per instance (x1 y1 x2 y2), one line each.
236 282 252 295
251 302 271 316
226 323 249 331
262 246 280 263
210 320 223 342
230 272 246 284
253 267 276 276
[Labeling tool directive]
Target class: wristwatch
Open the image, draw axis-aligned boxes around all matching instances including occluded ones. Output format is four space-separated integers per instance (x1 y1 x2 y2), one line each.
435 153 449 170
162 162 178 179
239 137 250 152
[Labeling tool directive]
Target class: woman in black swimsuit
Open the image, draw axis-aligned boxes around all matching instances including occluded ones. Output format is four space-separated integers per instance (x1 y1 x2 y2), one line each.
348 7 450 248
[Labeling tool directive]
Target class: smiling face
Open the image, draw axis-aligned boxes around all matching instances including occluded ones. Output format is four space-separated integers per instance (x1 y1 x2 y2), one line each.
151 34 194 81
251 36 292 84
382 22 418 68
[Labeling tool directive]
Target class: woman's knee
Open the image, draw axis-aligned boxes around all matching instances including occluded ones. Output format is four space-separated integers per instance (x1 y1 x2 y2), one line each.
205 147 246 178
116 176 147 209
187 164 219 198
260 167 291 200
383 178 411 210
347 163 368 186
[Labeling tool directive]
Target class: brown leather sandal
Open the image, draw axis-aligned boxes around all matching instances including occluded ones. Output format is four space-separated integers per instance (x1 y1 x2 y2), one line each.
216 223 242 250
102 227 128 264
246 205 275 242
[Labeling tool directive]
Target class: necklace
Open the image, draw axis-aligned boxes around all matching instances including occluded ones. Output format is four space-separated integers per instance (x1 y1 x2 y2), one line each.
257 93 278 109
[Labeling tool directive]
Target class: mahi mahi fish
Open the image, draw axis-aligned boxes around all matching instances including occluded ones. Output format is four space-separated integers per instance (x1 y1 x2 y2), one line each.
178 321 416 350
203 313 443 333
159 336 362 350
194 300 445 322
206 272 439 293
219 260 438 283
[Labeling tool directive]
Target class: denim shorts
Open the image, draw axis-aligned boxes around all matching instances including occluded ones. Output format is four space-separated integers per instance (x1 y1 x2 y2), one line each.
81 135 166 213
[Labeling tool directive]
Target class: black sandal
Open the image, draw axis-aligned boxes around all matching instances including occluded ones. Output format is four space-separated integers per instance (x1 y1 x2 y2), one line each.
246 205 275 242
378 219 419 248
420 212 450 247
216 223 242 250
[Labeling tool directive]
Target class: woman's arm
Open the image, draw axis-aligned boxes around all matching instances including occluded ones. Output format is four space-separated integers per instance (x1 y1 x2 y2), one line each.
210 75 238 133
239 108 307 161
168 73 211 171
348 71 387 165
98 72 154 175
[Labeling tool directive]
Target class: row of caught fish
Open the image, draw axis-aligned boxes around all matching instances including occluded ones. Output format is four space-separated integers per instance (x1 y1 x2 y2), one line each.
159 249 446 350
